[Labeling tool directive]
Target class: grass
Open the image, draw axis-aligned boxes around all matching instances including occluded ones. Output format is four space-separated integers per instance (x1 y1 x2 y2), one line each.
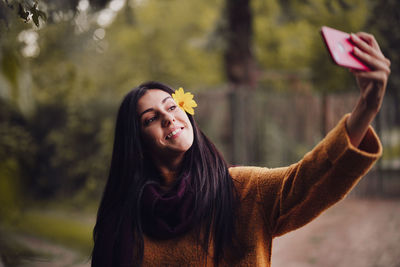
6 209 94 256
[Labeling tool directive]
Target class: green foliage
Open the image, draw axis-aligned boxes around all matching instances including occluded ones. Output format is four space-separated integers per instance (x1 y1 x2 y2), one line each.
1 46 19 89
0 100 35 219
95 0 225 91
0 159 22 222
1 0 228 202
252 0 369 92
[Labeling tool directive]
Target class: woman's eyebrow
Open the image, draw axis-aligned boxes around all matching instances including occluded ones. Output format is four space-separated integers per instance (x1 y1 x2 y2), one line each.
139 96 172 119
162 96 172 104
139 108 154 119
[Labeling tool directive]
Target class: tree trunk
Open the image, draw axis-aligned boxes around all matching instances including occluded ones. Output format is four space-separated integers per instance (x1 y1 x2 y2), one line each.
224 0 257 165
224 0 256 87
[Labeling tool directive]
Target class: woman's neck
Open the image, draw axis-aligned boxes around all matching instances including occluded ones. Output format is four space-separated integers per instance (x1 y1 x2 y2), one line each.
152 154 184 189
159 168 179 189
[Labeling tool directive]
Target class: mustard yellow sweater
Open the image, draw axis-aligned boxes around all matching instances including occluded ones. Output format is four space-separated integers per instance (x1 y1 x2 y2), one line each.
142 115 382 266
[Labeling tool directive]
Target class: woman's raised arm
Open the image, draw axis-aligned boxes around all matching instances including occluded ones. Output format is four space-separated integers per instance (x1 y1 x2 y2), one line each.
346 32 391 147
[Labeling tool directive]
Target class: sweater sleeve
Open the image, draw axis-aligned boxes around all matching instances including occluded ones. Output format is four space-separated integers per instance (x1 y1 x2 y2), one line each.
255 114 382 238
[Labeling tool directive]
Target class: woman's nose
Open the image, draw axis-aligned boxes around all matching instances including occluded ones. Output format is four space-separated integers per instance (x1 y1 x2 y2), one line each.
161 112 175 127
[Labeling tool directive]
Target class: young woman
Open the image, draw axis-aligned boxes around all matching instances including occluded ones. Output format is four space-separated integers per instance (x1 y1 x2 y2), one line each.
91 32 390 266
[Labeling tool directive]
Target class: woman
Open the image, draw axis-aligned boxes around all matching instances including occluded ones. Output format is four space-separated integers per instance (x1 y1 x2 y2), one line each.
92 32 390 266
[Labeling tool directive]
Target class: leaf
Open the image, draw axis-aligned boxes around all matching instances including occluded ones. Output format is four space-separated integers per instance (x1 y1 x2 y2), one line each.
32 13 39 26
18 3 29 22
30 4 47 27
37 9 47 20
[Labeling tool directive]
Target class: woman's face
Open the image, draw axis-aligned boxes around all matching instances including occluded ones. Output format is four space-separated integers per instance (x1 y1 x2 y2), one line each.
137 89 194 161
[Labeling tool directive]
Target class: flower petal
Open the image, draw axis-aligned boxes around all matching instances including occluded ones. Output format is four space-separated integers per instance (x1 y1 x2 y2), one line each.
172 87 197 115
185 107 195 115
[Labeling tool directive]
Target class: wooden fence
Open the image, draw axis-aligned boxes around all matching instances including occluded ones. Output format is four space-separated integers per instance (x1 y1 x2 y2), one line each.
195 87 400 197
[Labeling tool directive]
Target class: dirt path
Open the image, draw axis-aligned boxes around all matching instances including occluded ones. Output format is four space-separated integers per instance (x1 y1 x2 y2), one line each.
271 197 400 267
10 234 90 267
5 198 400 266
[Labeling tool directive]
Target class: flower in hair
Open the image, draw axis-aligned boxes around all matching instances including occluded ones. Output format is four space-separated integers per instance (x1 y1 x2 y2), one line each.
172 87 197 115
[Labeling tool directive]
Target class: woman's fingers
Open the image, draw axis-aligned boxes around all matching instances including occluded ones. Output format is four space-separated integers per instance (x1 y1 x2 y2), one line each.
353 46 391 74
350 33 391 71
350 32 391 72
354 32 381 52
349 31 391 79
350 34 384 60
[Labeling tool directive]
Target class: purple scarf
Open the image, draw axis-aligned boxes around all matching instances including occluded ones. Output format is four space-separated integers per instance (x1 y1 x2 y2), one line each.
141 176 195 239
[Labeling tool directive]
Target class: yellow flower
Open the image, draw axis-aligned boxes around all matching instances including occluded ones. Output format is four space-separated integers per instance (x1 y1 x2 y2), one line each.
172 87 197 115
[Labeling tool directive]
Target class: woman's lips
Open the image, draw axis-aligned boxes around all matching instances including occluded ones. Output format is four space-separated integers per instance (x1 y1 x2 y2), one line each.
166 127 183 139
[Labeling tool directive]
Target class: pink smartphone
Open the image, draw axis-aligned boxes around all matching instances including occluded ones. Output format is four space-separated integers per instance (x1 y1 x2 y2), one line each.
321 26 370 71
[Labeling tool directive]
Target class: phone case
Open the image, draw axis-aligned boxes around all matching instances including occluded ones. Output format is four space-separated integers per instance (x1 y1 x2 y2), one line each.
321 26 370 71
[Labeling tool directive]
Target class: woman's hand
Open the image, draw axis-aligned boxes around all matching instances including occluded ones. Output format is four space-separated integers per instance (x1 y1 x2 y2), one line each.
346 32 391 147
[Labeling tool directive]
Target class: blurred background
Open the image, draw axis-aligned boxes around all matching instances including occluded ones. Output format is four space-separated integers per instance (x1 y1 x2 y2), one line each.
0 0 399 266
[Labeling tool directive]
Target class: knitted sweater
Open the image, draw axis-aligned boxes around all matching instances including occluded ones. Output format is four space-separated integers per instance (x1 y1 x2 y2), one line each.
142 115 382 266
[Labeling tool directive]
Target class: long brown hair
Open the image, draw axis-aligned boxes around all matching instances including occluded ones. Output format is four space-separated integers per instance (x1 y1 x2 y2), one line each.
92 81 238 266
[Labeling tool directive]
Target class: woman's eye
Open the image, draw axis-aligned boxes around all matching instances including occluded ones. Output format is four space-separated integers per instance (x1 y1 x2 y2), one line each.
168 105 177 111
144 116 157 126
